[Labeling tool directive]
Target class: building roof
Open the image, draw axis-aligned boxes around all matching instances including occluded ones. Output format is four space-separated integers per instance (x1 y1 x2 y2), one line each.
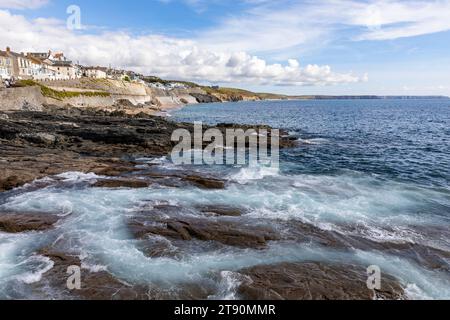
29 52 51 59
52 60 73 67
52 53 65 60
83 66 107 71
27 56 43 65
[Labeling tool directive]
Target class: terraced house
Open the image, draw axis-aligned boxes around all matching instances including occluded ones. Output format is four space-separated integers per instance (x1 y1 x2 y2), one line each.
0 50 13 80
26 54 56 80
48 52 80 80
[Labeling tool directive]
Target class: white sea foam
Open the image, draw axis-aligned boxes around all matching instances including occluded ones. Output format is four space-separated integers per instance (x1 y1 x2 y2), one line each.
136 156 168 164
56 172 101 182
354 250 450 300
230 165 280 184
1 167 449 299
81 263 108 273
15 255 54 284
297 138 329 145
209 271 249 300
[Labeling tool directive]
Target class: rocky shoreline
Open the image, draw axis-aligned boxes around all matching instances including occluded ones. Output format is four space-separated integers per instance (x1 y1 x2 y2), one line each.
0 105 410 300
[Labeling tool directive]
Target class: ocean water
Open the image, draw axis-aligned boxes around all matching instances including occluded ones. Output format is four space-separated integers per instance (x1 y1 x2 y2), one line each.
0 99 449 299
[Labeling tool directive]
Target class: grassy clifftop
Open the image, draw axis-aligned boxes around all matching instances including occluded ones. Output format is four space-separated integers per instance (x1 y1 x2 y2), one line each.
16 80 110 101
201 86 288 101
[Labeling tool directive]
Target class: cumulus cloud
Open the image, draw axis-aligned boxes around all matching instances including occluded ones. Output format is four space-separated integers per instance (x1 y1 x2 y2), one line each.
0 0 48 9
0 9 364 86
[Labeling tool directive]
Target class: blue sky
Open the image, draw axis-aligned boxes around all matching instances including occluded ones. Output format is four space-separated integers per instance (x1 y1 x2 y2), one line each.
1 0 449 96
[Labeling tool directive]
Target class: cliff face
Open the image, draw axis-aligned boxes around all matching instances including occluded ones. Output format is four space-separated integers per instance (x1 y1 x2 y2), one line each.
0 78 285 113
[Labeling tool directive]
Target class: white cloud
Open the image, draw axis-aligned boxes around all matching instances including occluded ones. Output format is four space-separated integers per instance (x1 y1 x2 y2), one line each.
0 0 48 9
198 0 450 54
0 9 364 86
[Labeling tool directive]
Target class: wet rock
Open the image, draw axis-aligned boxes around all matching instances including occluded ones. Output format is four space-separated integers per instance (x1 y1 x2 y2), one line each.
130 216 279 249
289 222 450 272
182 175 225 189
0 113 9 120
198 205 243 217
0 212 59 233
237 262 405 300
91 164 140 177
0 109 294 192
36 250 150 300
364 240 450 272
143 169 227 189
0 175 24 192
93 179 149 189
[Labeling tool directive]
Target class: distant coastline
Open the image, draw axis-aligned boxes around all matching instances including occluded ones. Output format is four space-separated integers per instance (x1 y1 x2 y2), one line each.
286 95 450 100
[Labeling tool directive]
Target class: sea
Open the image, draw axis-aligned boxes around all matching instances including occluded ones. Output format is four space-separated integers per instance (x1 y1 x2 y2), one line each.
0 99 449 299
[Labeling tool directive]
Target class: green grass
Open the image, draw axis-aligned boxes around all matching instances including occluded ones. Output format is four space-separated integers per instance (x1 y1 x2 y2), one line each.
201 86 287 100
16 80 110 100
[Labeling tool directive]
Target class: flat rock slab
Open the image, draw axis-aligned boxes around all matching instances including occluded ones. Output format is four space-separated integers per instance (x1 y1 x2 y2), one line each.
198 205 244 217
0 212 60 233
237 262 405 300
129 216 279 249
182 175 225 189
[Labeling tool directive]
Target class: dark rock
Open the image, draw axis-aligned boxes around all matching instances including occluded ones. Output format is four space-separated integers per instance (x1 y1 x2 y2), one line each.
36 249 150 300
93 179 149 189
0 175 24 192
130 216 279 249
182 175 225 189
92 165 140 177
0 212 59 233
19 133 57 146
199 205 243 217
0 108 293 192
190 93 222 104
237 262 405 300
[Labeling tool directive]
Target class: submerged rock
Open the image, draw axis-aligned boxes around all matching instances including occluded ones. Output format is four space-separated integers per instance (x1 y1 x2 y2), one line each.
0 212 59 233
237 262 405 300
35 250 150 300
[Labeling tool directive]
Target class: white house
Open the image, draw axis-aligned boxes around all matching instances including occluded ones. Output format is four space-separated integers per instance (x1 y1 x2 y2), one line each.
26 55 56 80
48 52 79 80
83 67 107 79
0 50 13 80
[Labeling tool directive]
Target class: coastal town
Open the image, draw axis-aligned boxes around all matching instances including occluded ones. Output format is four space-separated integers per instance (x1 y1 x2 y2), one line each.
0 46 190 90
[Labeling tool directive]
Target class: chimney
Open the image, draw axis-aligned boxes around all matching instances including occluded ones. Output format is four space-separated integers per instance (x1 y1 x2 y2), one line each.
6 47 10 53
